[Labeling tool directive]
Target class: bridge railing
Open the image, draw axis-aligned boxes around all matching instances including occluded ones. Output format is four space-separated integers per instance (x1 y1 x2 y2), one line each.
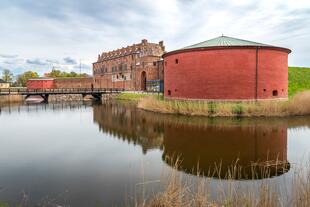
0 88 125 94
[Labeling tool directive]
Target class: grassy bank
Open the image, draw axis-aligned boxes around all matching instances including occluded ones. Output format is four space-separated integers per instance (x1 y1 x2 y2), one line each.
115 92 159 101
137 91 310 117
288 66 310 96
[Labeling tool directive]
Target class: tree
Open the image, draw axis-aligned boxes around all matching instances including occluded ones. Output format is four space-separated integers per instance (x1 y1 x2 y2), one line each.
16 71 39 87
1 69 13 82
45 68 88 78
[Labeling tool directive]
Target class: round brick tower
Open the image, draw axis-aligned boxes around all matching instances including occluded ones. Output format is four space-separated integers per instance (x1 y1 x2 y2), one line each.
163 36 291 100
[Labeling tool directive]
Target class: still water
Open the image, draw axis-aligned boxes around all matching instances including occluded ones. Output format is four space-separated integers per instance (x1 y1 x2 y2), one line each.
0 102 309 206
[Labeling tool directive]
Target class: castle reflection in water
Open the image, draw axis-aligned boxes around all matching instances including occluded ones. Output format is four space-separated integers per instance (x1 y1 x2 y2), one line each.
93 102 309 179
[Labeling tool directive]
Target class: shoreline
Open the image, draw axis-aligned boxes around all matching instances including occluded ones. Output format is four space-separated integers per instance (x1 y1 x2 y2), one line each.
115 91 310 118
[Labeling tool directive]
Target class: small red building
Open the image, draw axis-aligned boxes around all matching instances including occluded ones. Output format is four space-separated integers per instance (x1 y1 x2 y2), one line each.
27 78 54 89
163 36 291 100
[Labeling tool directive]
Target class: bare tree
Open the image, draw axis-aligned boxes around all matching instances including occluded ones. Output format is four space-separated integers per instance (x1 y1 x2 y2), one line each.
1 69 13 82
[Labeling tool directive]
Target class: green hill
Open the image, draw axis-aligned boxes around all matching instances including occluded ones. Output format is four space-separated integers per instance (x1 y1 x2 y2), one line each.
289 67 310 96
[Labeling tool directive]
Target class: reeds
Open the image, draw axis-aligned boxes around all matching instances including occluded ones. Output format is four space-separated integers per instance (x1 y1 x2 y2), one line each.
135 158 310 207
137 91 310 117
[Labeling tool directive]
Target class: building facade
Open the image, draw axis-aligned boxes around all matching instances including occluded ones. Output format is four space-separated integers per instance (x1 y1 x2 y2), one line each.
0 79 10 88
93 39 165 91
163 36 291 100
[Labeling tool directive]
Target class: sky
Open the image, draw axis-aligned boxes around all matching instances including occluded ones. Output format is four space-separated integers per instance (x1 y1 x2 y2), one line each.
0 0 309 77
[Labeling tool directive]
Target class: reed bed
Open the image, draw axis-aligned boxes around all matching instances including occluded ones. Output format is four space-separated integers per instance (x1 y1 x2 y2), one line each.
135 158 310 207
137 91 310 117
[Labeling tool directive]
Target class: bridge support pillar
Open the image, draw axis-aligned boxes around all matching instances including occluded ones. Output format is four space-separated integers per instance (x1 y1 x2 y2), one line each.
91 93 102 101
40 94 49 103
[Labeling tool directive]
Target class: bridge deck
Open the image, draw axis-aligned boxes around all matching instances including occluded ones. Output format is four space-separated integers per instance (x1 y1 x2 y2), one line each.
0 88 124 95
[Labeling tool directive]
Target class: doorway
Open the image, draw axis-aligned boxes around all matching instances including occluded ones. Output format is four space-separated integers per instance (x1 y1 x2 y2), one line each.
141 71 146 91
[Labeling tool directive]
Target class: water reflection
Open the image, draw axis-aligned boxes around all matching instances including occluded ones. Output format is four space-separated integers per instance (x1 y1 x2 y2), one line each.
93 102 164 154
93 102 310 179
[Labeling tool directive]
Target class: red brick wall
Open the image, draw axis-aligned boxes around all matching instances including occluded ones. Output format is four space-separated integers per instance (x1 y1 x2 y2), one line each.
93 39 165 90
163 122 288 177
54 78 93 89
164 48 289 100
27 79 54 89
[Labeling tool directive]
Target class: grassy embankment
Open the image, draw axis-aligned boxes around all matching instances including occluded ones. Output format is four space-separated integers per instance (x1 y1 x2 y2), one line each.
116 67 310 117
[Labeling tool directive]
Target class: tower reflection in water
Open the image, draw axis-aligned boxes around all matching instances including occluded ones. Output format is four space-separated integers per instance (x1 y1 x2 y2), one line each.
93 102 290 179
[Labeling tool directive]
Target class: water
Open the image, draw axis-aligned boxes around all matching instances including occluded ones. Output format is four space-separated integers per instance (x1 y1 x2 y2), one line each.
0 102 309 206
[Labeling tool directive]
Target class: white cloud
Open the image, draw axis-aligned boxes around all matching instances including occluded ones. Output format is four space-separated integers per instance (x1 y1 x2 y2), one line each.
0 0 309 75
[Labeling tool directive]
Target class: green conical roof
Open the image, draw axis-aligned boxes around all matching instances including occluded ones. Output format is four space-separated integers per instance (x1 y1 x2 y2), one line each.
182 35 272 49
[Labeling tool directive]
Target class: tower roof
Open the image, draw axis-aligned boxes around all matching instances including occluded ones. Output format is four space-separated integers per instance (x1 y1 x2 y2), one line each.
182 35 273 49
163 35 291 57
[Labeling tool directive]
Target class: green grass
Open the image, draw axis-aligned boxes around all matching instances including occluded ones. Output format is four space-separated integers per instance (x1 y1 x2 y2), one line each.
289 66 310 96
114 92 156 101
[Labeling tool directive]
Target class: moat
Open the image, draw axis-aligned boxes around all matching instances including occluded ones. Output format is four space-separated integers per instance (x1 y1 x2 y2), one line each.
0 102 309 206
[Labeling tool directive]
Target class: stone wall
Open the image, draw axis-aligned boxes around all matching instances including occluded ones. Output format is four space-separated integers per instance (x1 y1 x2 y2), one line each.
0 95 24 104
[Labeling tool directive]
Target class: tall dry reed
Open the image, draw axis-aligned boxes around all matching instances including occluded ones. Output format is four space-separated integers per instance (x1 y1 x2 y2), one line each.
137 91 310 117
135 158 309 207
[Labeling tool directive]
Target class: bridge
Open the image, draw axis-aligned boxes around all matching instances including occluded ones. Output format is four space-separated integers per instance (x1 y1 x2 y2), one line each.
0 88 124 102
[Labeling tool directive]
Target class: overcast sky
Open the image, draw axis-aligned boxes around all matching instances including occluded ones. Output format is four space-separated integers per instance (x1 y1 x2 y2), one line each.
0 0 309 76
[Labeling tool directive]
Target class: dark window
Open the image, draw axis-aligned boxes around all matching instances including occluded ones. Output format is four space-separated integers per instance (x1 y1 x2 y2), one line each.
165 61 167 66
168 90 171 96
263 89 266 92
153 62 157 66
175 59 179 64
272 90 278 96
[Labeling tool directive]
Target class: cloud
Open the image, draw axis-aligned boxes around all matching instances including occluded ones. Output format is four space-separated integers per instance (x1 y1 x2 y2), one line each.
26 58 48 65
0 54 18 58
73 63 91 70
63 57 77 65
46 59 60 64
0 0 310 75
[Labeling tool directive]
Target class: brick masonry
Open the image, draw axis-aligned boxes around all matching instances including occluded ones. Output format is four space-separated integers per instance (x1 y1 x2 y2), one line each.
93 39 165 90
163 47 290 100
54 77 93 89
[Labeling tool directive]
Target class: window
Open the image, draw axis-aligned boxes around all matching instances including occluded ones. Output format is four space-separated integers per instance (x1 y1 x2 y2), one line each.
272 90 278 96
168 90 171 96
263 89 266 92
165 61 167 66
153 62 157 66
175 59 179 64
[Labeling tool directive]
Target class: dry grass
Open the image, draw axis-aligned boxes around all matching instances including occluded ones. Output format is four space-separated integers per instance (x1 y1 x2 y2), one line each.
137 91 310 117
135 158 310 207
